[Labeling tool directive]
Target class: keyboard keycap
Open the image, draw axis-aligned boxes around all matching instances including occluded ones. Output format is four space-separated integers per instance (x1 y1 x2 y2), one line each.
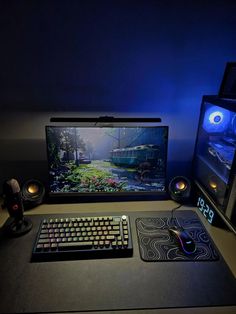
58 241 93 250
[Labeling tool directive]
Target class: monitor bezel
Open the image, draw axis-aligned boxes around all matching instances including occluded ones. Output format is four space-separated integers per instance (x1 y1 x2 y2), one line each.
45 124 169 203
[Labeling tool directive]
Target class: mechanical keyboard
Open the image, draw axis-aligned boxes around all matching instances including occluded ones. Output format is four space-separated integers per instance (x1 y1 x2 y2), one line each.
32 215 133 261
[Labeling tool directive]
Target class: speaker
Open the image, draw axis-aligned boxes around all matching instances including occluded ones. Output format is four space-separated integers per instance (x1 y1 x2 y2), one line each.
21 179 45 210
168 176 191 203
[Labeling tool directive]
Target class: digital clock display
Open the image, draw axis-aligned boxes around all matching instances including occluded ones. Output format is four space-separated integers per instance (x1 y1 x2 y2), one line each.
197 196 215 224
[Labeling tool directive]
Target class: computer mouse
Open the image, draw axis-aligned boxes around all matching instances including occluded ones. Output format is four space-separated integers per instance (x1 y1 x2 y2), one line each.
168 227 196 255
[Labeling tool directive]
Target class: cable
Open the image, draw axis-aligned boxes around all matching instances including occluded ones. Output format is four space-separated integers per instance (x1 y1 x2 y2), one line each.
170 204 183 228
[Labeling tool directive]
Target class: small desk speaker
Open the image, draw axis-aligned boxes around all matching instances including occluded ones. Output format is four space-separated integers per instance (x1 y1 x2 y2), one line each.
21 179 45 209
168 176 191 203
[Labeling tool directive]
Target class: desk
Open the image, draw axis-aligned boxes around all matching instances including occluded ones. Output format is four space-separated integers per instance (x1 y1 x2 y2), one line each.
0 200 236 314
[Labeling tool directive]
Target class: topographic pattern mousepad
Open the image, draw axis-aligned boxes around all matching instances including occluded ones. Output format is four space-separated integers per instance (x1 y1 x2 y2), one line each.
136 212 219 262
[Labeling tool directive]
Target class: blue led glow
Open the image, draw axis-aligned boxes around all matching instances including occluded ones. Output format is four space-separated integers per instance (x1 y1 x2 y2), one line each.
232 114 236 135
202 105 231 133
210 112 223 124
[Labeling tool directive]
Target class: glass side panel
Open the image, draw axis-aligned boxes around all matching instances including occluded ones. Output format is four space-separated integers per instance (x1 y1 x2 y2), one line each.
194 101 236 209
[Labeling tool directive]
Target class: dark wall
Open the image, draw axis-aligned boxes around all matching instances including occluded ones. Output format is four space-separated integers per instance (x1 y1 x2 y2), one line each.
0 0 236 191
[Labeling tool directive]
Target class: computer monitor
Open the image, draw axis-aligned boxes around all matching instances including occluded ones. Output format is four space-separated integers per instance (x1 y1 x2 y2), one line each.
45 125 168 202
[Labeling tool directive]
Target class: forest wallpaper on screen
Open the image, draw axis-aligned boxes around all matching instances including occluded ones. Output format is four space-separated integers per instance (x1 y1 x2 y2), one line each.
46 127 168 194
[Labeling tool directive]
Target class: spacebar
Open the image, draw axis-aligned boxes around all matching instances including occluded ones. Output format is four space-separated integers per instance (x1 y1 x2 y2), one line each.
58 242 93 250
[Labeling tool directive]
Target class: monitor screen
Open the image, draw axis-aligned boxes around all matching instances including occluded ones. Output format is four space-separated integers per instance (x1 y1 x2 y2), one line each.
45 126 168 200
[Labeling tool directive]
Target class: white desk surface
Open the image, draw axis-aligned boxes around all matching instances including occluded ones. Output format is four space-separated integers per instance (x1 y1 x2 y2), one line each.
0 200 235 314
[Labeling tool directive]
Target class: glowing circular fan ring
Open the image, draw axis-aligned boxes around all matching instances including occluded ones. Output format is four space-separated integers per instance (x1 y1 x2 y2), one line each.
209 111 223 124
202 105 231 133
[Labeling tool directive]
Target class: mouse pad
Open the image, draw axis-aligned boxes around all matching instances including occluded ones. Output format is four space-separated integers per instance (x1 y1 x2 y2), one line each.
136 213 219 262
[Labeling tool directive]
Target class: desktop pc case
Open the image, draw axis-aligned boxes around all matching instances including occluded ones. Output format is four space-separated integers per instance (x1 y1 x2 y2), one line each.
193 95 236 233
